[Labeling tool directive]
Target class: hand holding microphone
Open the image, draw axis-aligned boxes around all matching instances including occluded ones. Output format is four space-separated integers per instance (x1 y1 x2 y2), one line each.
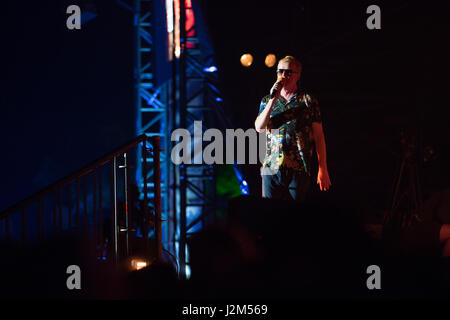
270 77 283 99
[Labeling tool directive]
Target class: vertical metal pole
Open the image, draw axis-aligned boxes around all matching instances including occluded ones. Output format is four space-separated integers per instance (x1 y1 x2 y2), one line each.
179 0 187 278
113 157 119 264
110 163 115 262
125 154 132 251
153 136 163 263
171 0 178 258
142 141 149 251
123 153 130 257
165 80 173 255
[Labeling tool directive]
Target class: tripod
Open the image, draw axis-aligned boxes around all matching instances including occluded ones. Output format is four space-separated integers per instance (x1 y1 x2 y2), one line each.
383 130 424 231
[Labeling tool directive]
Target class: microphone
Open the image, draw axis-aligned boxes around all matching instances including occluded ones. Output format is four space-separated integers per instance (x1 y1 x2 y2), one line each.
270 77 283 99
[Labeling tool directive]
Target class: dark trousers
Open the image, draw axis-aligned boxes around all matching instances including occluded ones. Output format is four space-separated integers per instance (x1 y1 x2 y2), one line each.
262 168 311 202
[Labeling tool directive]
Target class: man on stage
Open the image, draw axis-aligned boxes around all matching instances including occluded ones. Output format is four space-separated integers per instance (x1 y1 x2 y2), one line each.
255 56 331 201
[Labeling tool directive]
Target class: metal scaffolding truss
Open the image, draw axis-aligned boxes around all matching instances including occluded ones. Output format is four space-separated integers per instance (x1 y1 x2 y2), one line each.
126 0 244 278
174 0 220 278
129 0 171 244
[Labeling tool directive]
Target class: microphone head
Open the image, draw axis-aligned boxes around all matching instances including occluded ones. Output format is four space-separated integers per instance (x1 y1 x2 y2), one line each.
277 77 283 82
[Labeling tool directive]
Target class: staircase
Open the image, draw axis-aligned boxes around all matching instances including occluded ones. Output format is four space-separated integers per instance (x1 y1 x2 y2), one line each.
0 134 164 267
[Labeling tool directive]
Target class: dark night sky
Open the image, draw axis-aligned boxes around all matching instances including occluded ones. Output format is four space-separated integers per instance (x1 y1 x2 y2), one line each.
1 1 135 211
2 0 450 217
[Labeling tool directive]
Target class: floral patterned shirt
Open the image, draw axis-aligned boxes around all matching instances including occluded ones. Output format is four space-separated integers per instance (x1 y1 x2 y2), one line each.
258 91 322 174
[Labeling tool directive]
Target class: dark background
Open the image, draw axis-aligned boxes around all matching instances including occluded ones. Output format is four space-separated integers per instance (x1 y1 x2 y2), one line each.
1 1 135 211
2 0 450 222
199 0 450 217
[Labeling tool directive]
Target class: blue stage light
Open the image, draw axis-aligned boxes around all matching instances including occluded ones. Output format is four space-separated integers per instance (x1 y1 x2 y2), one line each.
239 179 249 195
203 66 218 73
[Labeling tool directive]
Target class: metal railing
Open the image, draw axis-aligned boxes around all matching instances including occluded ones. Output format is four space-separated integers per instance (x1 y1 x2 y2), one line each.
0 135 163 264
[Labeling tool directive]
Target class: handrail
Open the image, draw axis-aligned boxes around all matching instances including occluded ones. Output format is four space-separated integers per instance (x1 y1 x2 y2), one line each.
0 134 148 218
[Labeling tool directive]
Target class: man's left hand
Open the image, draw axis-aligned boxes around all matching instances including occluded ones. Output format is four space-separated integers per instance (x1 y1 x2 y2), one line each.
317 168 331 191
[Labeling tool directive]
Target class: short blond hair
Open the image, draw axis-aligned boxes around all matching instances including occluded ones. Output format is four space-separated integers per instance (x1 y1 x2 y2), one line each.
278 56 302 72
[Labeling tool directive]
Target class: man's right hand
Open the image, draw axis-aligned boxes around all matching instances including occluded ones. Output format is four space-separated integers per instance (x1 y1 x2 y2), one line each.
270 79 283 99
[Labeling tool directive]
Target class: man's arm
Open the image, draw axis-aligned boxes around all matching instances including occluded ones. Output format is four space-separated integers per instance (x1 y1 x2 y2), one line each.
255 80 283 132
255 97 276 133
312 121 331 191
